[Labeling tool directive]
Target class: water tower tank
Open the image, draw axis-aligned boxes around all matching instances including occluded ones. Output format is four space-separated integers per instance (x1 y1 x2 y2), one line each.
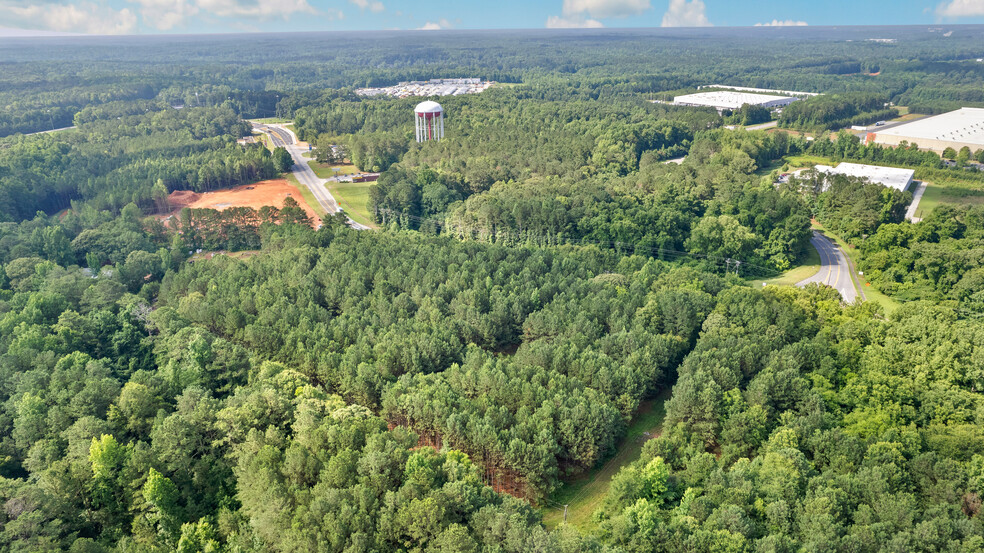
415 101 444 143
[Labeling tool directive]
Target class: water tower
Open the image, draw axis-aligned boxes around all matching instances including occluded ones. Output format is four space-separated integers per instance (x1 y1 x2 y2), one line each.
414 100 444 143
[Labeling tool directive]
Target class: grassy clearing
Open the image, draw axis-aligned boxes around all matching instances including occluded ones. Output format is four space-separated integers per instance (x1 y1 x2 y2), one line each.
541 390 671 531
915 180 984 219
284 173 327 218
890 113 924 123
784 154 835 168
254 132 273 151
250 117 293 124
307 160 359 179
753 158 785 177
326 180 376 228
751 243 821 288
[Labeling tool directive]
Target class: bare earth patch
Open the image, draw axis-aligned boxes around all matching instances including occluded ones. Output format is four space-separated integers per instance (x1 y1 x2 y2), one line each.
161 179 319 224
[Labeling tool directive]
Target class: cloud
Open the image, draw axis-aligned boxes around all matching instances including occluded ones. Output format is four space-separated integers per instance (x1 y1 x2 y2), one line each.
936 0 984 18
661 0 710 27
416 18 452 30
127 0 199 30
546 0 648 28
755 19 808 26
562 0 650 18
123 0 320 30
195 0 316 19
546 14 604 27
1 1 137 34
350 0 384 13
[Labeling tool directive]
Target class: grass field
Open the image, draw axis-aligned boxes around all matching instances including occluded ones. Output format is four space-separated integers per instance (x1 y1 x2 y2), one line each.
250 117 293 124
308 160 359 179
326 180 376 228
784 154 836 168
751 242 821 288
540 390 670 531
254 132 273 151
284 173 327 218
914 180 984 219
890 112 923 123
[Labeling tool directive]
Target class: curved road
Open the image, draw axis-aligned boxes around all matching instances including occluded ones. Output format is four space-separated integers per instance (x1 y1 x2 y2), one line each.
251 122 369 230
796 231 862 303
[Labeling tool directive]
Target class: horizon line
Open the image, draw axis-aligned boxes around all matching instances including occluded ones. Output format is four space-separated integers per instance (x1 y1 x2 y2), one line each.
2 22 984 40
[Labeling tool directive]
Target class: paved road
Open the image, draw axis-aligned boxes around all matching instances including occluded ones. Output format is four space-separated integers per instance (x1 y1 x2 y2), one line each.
851 115 930 140
796 231 859 303
250 122 369 230
745 121 778 131
24 126 77 136
905 181 927 223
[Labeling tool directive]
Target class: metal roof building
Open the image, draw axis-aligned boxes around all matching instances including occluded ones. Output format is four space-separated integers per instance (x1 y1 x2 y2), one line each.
867 107 984 153
813 163 915 192
673 91 799 112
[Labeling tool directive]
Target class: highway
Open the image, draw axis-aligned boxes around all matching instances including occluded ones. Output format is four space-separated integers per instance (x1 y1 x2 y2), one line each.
796 231 862 303
251 122 369 230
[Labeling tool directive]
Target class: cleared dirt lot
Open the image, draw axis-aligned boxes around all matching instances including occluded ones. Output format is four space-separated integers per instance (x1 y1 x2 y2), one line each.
162 179 319 223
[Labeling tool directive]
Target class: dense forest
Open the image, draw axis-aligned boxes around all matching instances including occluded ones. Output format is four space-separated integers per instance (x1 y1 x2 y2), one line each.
1 26 983 553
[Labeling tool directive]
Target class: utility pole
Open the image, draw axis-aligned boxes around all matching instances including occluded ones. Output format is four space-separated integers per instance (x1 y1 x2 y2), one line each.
563 505 568 523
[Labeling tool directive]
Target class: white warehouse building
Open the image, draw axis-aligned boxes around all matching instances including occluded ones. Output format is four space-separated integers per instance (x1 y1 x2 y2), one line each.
672 91 799 112
812 163 915 192
866 107 984 154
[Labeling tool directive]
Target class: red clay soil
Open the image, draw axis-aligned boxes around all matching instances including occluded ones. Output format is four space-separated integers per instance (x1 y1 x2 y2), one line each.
161 179 319 224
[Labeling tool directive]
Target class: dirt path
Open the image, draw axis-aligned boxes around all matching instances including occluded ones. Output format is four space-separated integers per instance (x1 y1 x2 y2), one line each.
541 389 671 530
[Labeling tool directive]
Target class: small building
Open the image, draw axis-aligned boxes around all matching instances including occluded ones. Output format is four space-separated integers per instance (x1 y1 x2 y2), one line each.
351 173 380 183
812 162 914 192
672 91 799 113
867 107 984 153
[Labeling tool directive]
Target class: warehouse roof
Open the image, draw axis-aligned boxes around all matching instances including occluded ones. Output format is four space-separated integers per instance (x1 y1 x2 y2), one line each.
673 91 797 110
873 108 984 147
814 163 915 192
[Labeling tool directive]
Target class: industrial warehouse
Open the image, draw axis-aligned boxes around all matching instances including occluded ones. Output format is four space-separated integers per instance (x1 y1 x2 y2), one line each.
672 91 800 112
356 78 494 98
867 107 984 153
805 162 915 192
